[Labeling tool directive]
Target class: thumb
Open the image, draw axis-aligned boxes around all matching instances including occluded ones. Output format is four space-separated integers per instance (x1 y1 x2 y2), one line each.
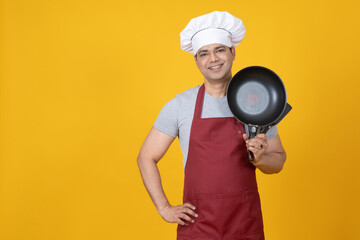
242 134 249 142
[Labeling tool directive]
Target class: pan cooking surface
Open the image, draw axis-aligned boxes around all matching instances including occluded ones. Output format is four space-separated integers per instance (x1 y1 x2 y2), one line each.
236 81 269 115
227 66 286 126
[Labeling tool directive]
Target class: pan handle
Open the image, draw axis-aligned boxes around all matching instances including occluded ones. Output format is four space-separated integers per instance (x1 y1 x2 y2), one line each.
248 150 255 161
248 125 258 161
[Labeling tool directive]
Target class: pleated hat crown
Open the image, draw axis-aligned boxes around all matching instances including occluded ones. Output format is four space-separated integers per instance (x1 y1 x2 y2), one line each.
180 11 246 55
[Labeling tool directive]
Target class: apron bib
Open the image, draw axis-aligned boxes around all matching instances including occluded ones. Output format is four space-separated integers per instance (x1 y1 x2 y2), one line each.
177 85 264 240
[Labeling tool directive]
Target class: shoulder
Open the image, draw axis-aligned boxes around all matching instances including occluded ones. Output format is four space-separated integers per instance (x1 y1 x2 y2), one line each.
154 85 200 137
159 85 200 111
163 85 200 110
175 85 200 103
175 85 200 116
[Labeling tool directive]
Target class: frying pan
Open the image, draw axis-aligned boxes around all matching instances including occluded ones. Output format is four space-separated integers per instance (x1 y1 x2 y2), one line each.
227 66 292 161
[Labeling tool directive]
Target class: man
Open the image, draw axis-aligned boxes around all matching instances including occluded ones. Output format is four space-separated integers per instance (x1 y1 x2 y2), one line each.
137 11 286 240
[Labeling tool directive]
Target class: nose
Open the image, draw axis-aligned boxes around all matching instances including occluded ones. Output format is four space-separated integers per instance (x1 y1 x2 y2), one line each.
209 52 219 62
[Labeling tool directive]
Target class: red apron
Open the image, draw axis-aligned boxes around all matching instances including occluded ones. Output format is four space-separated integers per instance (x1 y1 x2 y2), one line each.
177 85 264 240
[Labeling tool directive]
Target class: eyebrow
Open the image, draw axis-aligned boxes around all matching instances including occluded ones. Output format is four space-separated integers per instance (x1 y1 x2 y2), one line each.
198 46 226 54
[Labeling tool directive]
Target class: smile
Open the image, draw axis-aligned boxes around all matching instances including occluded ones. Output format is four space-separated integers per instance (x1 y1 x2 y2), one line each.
208 64 223 70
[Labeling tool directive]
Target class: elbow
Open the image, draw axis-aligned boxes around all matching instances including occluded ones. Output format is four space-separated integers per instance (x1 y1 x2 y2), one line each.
274 151 287 174
137 154 148 168
137 153 157 168
260 151 286 174
137 152 147 169
262 168 282 174
137 155 142 166
281 151 287 166
262 166 283 175
272 166 283 174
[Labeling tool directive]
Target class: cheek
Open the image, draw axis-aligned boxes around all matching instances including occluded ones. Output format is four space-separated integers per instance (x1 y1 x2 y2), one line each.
197 61 207 70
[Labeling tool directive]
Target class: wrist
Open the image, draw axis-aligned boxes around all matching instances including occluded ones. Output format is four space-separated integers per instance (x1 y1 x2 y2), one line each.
157 202 171 213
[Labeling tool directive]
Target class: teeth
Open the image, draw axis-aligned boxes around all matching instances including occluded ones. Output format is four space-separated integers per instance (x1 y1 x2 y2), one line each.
210 65 222 69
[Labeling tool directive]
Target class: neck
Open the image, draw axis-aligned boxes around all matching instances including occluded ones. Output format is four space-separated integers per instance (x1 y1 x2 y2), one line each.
203 76 232 98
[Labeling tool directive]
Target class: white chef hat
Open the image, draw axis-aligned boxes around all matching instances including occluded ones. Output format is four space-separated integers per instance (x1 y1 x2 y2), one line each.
180 11 246 55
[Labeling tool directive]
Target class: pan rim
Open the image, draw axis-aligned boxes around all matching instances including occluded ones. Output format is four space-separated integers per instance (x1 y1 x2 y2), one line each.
227 65 287 126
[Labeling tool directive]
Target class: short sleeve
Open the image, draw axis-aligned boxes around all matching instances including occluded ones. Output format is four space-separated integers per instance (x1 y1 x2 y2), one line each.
153 97 179 138
265 125 278 139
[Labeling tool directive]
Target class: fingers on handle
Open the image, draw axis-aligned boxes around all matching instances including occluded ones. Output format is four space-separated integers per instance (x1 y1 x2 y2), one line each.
248 139 266 149
243 134 249 141
249 146 259 153
257 133 267 140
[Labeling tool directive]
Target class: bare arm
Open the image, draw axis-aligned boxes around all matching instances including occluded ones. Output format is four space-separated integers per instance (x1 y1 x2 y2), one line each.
137 127 198 225
243 134 286 174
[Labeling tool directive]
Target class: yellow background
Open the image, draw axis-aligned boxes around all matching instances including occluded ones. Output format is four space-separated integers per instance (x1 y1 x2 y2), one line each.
1 0 360 239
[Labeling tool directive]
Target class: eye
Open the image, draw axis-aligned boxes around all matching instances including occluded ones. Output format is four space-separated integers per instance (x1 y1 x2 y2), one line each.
217 49 225 53
199 53 208 57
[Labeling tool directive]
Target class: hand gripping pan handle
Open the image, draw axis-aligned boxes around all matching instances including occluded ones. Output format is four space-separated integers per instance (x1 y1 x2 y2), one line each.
226 66 292 161
247 103 292 161
247 125 259 161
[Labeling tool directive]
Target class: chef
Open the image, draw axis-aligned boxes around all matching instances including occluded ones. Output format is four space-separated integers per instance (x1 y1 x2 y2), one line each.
137 11 286 240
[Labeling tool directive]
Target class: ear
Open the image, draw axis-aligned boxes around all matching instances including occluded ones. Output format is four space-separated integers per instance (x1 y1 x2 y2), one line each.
194 54 199 68
231 46 236 59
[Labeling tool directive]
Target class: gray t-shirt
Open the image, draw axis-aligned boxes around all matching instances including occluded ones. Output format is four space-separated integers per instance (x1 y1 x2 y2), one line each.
154 85 278 168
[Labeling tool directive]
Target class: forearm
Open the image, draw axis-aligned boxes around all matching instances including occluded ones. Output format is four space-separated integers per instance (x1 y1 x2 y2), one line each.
252 151 286 174
137 156 170 212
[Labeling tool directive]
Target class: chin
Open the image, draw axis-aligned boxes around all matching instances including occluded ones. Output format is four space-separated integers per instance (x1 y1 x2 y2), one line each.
206 73 231 82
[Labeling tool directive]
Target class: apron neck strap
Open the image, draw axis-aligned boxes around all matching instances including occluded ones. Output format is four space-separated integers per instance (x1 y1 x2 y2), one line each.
194 84 205 120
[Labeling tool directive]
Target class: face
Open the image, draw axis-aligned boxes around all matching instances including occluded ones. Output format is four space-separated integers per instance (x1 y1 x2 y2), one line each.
194 43 235 83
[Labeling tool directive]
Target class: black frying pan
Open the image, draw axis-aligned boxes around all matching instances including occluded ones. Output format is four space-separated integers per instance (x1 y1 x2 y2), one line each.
227 66 292 161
